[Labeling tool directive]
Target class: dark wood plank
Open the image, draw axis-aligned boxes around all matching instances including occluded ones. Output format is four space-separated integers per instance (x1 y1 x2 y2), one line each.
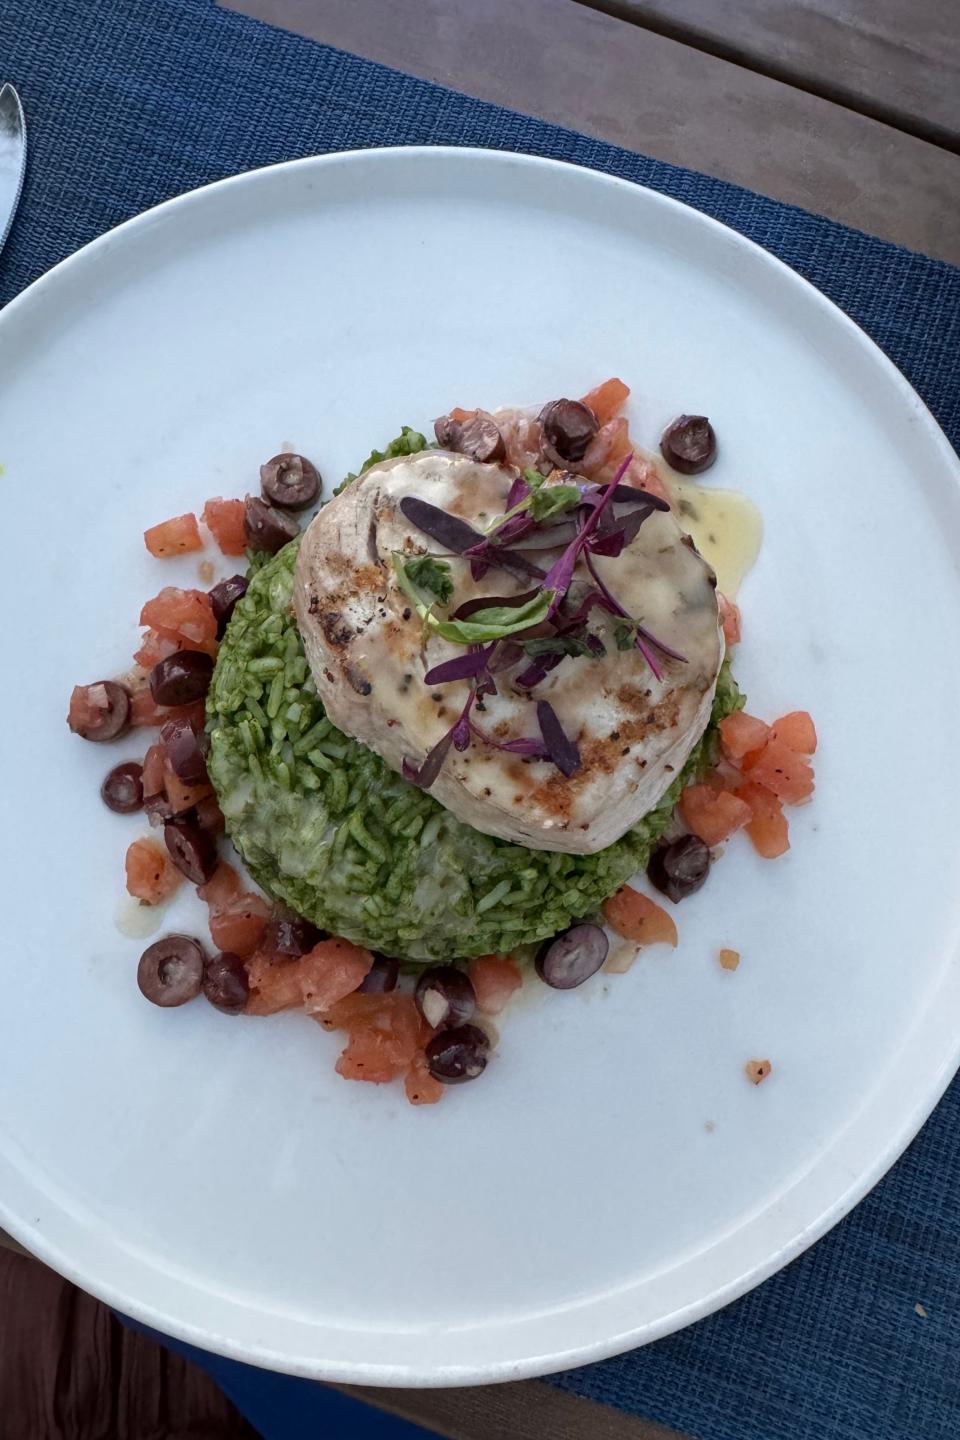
338 1380 687 1440
582 0 960 149
223 0 960 263
0 1248 259 1440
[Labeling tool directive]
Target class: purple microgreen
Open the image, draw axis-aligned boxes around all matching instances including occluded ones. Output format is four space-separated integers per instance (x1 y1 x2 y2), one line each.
451 711 473 751
634 620 688 663
399 496 483 554
514 652 564 690
589 503 658 556
470 723 551 758
489 641 525 672
467 542 545 582
403 730 455 790
536 700 582 777
403 688 476 789
508 521 580 553
586 632 606 658
423 650 493 685
556 587 618 629
541 454 632 616
505 472 532 510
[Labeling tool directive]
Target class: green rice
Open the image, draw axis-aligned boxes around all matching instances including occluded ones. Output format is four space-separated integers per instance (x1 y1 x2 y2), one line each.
207 540 743 962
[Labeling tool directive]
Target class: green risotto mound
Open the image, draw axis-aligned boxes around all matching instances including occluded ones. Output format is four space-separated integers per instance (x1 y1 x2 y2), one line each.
207 540 743 962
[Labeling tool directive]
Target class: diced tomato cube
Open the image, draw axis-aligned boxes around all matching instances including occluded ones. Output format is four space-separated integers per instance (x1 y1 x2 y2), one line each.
130 685 168 728
602 886 678 947
141 743 166 800
125 837 182 904
298 938 374 1013
718 593 741 646
144 513 203 558
580 416 630 479
580 377 630 425
735 781 790 859
742 738 814 804
770 710 817 755
469 954 522 1015
164 765 214 816
198 862 267 956
331 993 421 1082
209 898 269 956
198 861 244 907
202 497 248 557
133 628 181 670
405 1052 444 1105
719 711 770 762
140 587 217 653
679 783 753 846
336 1027 403 1083
245 946 304 1015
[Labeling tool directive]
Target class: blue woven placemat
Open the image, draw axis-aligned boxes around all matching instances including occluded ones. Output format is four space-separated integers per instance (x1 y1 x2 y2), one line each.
2 4 958 1439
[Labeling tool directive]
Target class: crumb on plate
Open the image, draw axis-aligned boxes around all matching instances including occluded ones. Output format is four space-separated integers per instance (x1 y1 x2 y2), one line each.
719 947 740 971
745 1058 772 1085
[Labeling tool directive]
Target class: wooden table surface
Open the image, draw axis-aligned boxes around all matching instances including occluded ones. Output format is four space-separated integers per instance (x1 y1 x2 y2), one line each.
4 3 959 1438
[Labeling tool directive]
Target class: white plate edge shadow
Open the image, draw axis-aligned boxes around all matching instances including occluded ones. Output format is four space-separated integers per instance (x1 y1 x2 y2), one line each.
1 146 959 1386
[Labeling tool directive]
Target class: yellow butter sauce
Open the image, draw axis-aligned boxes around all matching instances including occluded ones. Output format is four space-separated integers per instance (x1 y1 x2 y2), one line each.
644 452 763 599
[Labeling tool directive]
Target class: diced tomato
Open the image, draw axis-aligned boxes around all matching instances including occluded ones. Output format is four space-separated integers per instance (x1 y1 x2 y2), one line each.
298 938 374 1013
331 993 422 1082
718 593 741 647
197 861 267 955
469 954 522 1015
405 1052 444 1106
202 497 248 557
245 946 304 1015
742 738 814 804
679 783 753 846
140 587 217 653
133 628 181 669
67 685 111 736
164 765 214 816
719 711 770 762
198 861 243 907
209 897 269 956
130 684 167 728
141 743 166 801
580 416 630 479
449 406 476 424
125 837 182 904
144 513 203 559
580 377 630 426
735 781 790 859
603 887 678 947
336 1027 403 1083
770 710 817 755
498 410 542 470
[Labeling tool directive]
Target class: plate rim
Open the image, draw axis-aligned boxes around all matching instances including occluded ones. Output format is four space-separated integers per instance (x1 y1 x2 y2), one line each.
1 144 959 1386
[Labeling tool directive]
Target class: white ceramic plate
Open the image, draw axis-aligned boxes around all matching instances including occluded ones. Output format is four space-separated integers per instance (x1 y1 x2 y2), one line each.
1 148 959 1386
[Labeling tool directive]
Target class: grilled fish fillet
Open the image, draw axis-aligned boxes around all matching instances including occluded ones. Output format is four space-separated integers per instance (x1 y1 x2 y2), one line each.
293 451 722 854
